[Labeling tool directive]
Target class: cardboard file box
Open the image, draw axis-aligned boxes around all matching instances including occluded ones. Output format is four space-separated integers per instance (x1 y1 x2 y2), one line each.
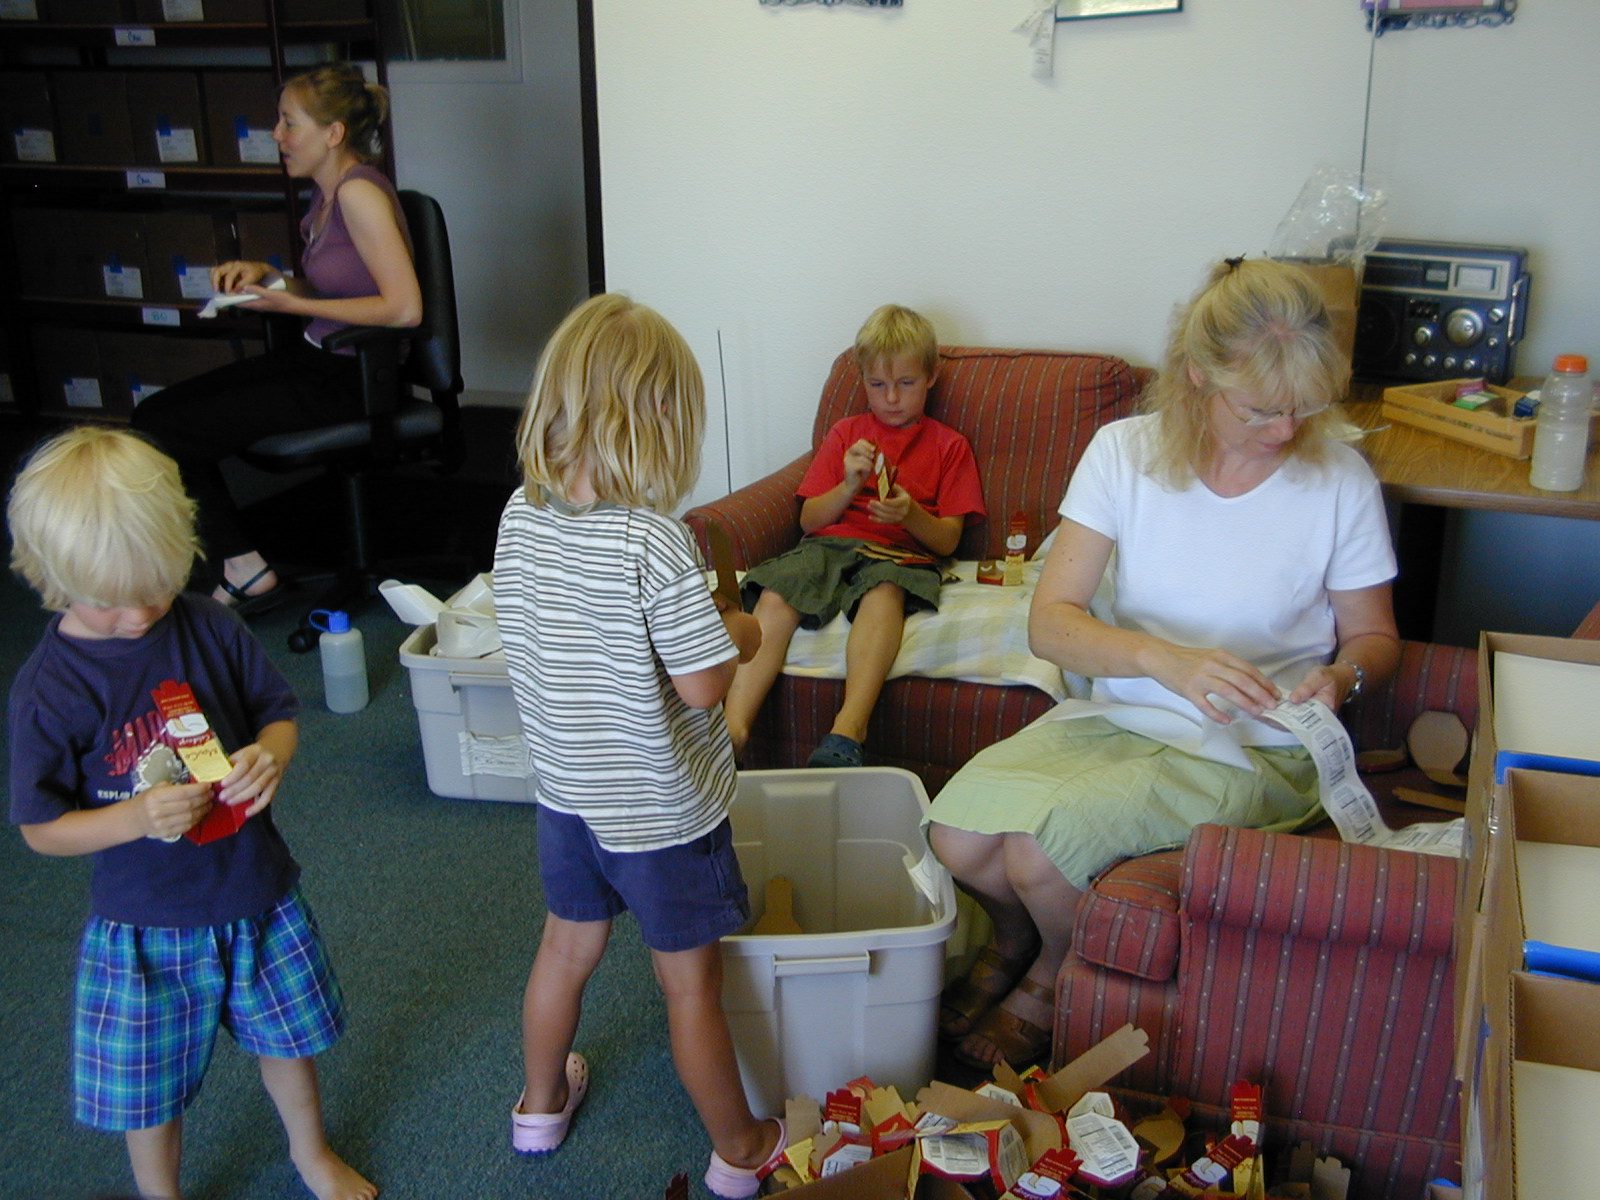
96 330 242 410
31 325 105 417
201 71 279 167
133 0 268 20
722 768 956 1116
10 206 75 297
0 70 57 164
126 71 205 166
141 210 235 302
235 208 296 277
50 70 133 164
41 0 130 18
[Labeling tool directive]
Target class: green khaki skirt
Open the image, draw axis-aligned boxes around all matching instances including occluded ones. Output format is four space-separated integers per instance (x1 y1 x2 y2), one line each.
925 715 1323 890
741 536 944 629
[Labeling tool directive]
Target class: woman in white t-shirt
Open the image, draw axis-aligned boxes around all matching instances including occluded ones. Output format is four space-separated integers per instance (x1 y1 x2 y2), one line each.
927 258 1401 1071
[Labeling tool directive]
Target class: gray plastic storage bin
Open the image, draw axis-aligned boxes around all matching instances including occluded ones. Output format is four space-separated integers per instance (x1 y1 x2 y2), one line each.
722 768 956 1115
398 623 536 803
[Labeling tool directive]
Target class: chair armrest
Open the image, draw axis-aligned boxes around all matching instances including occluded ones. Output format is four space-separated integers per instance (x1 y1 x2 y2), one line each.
1183 823 1457 957
683 454 811 569
1575 599 1600 640
1342 639 1478 756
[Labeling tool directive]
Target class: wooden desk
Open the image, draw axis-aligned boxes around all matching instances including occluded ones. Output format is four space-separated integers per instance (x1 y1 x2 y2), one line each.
1347 380 1600 638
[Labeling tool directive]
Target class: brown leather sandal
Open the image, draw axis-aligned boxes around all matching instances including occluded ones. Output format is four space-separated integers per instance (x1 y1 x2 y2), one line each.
952 975 1055 1070
938 935 1040 1042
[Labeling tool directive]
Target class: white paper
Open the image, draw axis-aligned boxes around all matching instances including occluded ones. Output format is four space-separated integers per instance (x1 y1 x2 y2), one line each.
238 128 278 164
1015 0 1057 79
103 265 144 299
156 127 199 163
63 378 103 409
198 275 286 318
1511 1059 1600 1199
1493 651 1600 763
1516 841 1600 954
13 128 54 162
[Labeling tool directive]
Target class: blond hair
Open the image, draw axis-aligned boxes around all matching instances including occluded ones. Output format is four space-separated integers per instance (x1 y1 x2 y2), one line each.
284 62 389 164
8 426 201 612
515 294 705 511
1142 258 1358 487
854 304 939 377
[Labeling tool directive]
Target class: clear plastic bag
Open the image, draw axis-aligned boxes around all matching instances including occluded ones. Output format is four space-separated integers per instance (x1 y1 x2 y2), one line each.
1267 163 1387 268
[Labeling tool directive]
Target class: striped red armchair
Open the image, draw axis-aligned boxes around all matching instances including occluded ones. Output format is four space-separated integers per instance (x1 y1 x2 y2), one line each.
683 345 1145 796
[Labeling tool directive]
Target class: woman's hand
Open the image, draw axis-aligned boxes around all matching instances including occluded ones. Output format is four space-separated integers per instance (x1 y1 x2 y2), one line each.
217 743 283 818
1288 663 1347 710
210 260 273 294
1150 645 1282 724
230 283 302 315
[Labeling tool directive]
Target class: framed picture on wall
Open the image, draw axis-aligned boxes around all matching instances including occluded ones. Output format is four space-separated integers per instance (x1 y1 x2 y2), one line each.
1057 0 1181 19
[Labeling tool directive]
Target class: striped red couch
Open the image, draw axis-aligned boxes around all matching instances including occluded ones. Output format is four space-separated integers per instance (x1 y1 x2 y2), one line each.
683 345 1145 794
1053 642 1483 1199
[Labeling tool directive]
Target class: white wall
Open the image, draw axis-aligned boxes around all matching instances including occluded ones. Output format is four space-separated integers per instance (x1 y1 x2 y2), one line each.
594 0 1600 638
388 0 590 406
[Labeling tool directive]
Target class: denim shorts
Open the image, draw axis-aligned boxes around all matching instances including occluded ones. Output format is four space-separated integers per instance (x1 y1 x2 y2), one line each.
536 805 751 952
72 886 346 1131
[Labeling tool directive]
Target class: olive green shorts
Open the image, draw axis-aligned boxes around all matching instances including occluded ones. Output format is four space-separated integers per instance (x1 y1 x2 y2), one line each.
740 536 943 629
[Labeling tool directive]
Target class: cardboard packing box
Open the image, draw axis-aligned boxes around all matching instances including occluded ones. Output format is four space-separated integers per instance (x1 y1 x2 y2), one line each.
1381 379 1537 459
132 0 268 20
125 71 206 166
74 209 149 301
40 0 130 18
10 206 76 297
31 325 106 417
235 208 296 276
0 70 57 164
201 71 279 167
96 329 241 410
141 209 235 303
50 71 134 164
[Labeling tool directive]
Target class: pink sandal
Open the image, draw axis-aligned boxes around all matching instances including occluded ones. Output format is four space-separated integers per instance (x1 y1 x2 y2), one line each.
704 1117 787 1200
510 1052 589 1155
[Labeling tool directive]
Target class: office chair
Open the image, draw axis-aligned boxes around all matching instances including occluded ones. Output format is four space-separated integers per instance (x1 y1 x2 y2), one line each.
241 189 468 652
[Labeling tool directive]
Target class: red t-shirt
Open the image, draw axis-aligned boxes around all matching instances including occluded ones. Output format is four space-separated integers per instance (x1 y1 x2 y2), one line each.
798 413 986 552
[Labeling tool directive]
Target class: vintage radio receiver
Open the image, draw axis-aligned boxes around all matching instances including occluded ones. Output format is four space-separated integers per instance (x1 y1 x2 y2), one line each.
1353 240 1529 385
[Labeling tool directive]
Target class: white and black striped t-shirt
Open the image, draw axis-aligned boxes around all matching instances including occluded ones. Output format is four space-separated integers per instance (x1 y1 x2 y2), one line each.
492 488 738 852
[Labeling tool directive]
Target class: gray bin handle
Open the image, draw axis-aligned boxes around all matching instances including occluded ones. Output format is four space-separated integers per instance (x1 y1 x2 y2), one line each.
772 952 871 977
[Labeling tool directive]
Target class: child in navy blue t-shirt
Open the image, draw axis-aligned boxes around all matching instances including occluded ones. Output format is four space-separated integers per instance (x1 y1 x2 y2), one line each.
6 427 373 1200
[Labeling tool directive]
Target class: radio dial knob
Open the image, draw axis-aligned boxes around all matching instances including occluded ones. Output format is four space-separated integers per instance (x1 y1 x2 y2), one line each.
1412 325 1436 347
1423 354 1439 369
1487 335 1503 349
1445 308 1483 347
1488 307 1506 324
1443 356 1459 371
1464 357 1481 372
1403 352 1419 367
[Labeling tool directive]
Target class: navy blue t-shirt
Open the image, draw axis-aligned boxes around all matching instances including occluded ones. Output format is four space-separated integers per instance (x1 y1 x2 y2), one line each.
8 594 301 926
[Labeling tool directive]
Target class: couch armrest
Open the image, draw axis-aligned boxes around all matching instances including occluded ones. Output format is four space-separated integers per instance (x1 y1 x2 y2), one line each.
683 454 811 570
1342 639 1477 757
1183 823 1457 957
1576 599 1600 640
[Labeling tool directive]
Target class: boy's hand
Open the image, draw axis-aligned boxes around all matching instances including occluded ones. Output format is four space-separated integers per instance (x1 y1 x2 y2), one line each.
867 484 912 526
135 781 214 841
217 743 283 817
843 439 877 491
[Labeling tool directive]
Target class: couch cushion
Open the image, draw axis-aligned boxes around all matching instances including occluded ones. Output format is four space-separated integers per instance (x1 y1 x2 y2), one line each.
1071 849 1184 982
812 346 1142 561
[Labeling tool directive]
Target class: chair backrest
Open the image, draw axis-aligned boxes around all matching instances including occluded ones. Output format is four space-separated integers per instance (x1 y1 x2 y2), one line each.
810 346 1144 560
398 190 462 400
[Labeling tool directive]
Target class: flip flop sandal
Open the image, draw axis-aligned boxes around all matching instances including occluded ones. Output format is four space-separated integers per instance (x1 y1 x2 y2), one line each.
217 566 288 616
511 1052 589 1155
705 1117 787 1200
806 733 864 769
952 975 1055 1071
938 934 1042 1042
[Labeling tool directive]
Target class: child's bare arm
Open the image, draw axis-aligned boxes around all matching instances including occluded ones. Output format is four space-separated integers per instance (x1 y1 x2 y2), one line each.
671 655 739 710
800 438 877 534
21 780 214 855
218 719 298 817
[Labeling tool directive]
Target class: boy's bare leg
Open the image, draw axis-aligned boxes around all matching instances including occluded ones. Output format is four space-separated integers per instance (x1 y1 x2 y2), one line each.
830 583 905 744
521 913 610 1113
126 1118 183 1200
257 1054 376 1200
652 943 780 1168
723 590 804 755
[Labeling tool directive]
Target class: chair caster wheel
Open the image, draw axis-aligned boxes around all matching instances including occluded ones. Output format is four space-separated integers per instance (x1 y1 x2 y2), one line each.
288 628 318 654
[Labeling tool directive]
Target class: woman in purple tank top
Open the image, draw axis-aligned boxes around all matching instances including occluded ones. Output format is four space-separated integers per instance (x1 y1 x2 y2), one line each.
132 63 421 614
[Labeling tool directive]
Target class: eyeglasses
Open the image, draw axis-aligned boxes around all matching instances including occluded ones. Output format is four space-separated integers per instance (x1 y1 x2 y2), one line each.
1219 392 1330 427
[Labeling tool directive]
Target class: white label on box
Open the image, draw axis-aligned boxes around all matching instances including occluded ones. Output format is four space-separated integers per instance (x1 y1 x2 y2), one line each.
114 27 158 46
238 129 278 164
63 377 103 409
0 372 13 406
13 128 55 162
163 0 205 18
156 128 198 163
127 169 167 190
103 265 144 299
131 380 165 405
459 733 533 779
142 307 181 327
177 265 214 300
818 1142 873 1178
0 0 40 18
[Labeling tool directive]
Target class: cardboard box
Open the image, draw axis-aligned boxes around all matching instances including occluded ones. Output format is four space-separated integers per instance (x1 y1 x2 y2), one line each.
141 209 235 302
76 210 149 301
41 0 129 18
125 71 205 166
132 0 267 20
1296 262 1358 370
31 325 107 417
235 208 296 276
201 71 279 167
0 0 40 20
280 0 368 20
50 71 134 165
10 206 75 297
1381 379 1536 459
96 329 240 409
0 70 57 164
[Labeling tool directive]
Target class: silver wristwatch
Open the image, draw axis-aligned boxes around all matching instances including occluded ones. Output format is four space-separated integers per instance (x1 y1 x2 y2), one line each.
1338 660 1365 704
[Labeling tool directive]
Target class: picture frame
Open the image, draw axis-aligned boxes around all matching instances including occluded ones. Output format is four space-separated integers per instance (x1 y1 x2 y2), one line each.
1056 0 1181 20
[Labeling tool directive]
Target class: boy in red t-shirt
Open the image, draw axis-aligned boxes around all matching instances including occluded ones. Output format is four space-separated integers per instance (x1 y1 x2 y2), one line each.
724 304 986 767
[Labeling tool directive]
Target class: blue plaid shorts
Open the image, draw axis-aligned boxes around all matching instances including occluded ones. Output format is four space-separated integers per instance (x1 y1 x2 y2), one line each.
72 885 346 1131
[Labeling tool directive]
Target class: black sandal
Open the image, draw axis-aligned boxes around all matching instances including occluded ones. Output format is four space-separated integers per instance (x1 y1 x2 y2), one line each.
217 566 287 616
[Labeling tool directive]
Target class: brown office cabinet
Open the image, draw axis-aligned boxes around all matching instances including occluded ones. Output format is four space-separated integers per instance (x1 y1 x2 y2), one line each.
0 4 386 422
